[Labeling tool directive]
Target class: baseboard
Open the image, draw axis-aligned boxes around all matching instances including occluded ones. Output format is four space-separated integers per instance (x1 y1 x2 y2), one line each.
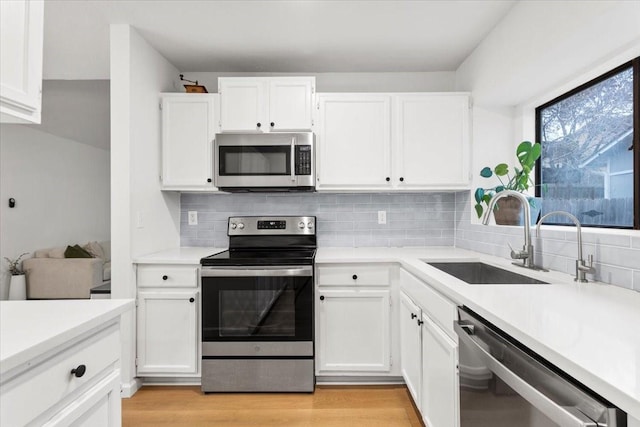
141 377 202 386
316 375 404 385
121 378 143 398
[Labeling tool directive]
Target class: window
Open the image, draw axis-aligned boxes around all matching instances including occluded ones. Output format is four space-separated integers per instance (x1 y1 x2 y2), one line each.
535 57 639 229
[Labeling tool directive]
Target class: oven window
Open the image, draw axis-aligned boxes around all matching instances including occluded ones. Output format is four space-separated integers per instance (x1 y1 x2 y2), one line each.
219 146 290 176
202 275 313 342
220 283 295 337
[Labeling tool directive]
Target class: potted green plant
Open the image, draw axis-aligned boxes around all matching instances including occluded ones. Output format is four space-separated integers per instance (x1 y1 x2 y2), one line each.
4 252 29 300
474 141 542 225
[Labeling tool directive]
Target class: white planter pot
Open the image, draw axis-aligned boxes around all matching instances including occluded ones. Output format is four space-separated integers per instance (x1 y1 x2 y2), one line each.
9 274 26 300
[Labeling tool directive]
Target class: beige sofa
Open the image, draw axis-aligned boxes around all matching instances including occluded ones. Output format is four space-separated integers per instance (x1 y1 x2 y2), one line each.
23 241 111 299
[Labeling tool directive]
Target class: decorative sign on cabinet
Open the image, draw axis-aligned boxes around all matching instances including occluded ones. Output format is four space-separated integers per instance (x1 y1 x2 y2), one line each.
219 77 315 132
0 0 44 124
160 93 220 191
315 92 471 191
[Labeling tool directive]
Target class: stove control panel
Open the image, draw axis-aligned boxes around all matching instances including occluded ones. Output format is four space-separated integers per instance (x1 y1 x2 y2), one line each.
228 216 316 236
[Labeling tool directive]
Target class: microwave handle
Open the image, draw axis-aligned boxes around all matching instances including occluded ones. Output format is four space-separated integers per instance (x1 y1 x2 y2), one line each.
291 137 296 182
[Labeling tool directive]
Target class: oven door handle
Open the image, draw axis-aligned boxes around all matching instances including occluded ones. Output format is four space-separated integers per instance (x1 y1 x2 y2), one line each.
201 266 313 277
454 321 598 427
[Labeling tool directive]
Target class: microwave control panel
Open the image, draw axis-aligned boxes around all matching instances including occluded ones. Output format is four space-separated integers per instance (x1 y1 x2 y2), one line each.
295 145 312 176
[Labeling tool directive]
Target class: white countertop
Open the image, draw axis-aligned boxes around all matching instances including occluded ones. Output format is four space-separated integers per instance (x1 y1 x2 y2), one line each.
133 247 225 264
317 247 640 419
0 299 134 376
132 245 640 417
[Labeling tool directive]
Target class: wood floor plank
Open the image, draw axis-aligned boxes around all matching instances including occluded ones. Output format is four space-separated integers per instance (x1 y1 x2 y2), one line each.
122 385 424 426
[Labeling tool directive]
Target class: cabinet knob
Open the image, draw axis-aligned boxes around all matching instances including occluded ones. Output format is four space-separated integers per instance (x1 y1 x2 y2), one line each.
320 295 325 301
352 274 358 280
257 122 262 128
270 122 275 127
71 364 86 378
385 177 390 182
417 319 424 326
411 313 417 319
189 297 195 303
399 177 404 182
162 275 168 280
207 178 212 183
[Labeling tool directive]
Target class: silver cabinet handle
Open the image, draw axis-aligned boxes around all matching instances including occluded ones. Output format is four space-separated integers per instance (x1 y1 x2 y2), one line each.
201 266 312 277
454 321 597 427
290 137 296 182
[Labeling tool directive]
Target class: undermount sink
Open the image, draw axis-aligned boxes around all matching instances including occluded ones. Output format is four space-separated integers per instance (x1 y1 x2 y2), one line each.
425 262 549 285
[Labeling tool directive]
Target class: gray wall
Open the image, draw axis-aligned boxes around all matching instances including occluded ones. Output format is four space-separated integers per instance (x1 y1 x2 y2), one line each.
455 192 640 292
181 192 456 248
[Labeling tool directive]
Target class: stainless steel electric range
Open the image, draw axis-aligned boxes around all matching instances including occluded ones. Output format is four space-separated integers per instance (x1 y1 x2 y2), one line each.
200 216 316 393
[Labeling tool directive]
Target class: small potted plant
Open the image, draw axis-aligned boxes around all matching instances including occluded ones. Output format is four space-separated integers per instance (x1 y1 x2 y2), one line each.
4 252 29 300
474 141 542 225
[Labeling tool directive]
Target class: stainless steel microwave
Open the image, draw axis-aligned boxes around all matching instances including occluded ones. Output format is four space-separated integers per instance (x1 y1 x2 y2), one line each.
214 132 315 192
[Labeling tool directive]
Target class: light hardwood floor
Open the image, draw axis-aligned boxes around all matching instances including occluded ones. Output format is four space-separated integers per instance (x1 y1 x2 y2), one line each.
122 385 424 427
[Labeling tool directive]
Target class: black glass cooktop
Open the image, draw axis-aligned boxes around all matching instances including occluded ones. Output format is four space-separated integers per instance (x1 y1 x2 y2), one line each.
200 249 316 266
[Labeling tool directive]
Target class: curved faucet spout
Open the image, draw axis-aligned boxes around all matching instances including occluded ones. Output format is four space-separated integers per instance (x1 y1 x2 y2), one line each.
536 210 595 282
482 190 535 269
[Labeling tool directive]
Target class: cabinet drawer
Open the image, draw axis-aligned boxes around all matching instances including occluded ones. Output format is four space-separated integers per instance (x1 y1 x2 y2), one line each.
137 265 198 288
0 324 120 427
316 265 391 286
400 269 457 340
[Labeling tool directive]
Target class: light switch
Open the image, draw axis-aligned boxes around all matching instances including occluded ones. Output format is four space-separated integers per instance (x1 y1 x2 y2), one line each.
378 210 387 224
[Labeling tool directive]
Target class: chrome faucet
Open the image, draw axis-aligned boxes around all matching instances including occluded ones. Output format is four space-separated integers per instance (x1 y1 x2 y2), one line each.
536 211 595 282
482 190 540 270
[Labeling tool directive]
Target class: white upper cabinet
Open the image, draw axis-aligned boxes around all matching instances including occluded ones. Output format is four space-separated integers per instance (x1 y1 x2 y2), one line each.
0 0 44 124
219 76 314 132
316 94 392 189
315 92 471 191
160 93 219 190
394 94 470 189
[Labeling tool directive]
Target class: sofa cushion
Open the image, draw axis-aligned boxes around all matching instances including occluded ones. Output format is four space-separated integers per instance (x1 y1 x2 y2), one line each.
99 241 111 262
103 261 111 281
64 244 93 258
84 241 105 259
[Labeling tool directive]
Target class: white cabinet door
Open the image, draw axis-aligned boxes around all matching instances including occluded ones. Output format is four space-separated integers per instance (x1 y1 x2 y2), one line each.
421 313 459 427
317 289 391 372
0 0 44 124
219 78 267 132
394 94 470 189
269 77 314 131
161 93 218 189
137 290 199 375
316 94 392 189
400 291 422 409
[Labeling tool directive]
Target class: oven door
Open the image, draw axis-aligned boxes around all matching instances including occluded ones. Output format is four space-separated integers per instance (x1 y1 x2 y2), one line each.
201 266 313 346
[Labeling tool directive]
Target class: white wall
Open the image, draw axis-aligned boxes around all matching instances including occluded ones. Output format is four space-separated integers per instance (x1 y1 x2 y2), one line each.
181 71 456 93
0 125 110 299
110 24 181 396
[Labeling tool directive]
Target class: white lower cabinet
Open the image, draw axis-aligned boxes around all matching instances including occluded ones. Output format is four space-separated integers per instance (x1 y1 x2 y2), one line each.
315 264 398 377
400 291 422 408
421 312 459 427
400 269 460 427
317 289 391 372
135 264 200 377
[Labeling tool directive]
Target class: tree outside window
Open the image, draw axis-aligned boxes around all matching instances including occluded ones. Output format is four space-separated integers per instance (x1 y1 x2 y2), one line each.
536 61 637 229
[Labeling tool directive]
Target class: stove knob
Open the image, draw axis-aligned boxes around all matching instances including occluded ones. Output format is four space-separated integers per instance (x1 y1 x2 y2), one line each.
298 221 305 229
237 223 245 230
307 221 314 229
230 223 237 230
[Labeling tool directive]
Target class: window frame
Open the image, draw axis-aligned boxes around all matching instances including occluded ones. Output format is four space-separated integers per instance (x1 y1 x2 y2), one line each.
535 57 640 230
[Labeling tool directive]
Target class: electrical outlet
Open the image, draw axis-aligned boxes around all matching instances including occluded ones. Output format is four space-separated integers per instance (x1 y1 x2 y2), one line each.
378 210 387 225
136 212 144 229
188 211 198 225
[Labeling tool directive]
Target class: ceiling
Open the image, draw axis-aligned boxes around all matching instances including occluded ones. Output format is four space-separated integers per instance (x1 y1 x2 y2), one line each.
42 0 516 79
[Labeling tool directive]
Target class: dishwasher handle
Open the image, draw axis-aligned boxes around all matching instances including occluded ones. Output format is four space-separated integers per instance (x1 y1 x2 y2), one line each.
454 321 598 427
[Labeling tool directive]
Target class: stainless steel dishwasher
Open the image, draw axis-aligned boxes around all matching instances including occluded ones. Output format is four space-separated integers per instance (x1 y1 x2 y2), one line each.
455 306 626 427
